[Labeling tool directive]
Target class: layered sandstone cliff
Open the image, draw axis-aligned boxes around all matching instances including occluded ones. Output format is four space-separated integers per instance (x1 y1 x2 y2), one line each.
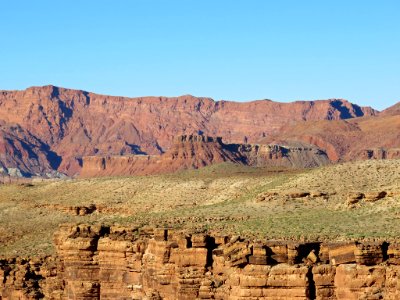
80 135 330 177
263 112 400 162
2 225 400 299
0 86 377 176
236 143 329 168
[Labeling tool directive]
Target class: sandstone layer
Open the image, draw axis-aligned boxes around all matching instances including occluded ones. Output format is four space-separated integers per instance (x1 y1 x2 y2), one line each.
263 113 400 162
0 86 378 176
80 135 330 177
2 225 400 299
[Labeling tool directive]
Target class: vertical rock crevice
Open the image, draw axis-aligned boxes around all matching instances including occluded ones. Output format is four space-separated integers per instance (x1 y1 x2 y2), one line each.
307 266 317 300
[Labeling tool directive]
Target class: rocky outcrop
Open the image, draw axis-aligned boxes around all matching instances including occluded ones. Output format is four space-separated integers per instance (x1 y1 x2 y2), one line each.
346 191 389 207
0 86 377 176
80 135 243 177
80 135 330 177
0 123 60 177
0 256 64 299
360 148 400 160
263 112 400 163
237 144 329 168
2 225 400 299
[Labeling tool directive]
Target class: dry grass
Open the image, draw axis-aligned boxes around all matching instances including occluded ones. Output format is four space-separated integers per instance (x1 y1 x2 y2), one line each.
0 160 400 257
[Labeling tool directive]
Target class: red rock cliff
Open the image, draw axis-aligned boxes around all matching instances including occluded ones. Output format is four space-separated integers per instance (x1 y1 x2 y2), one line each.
1 224 400 299
262 112 400 162
0 86 377 176
80 135 330 177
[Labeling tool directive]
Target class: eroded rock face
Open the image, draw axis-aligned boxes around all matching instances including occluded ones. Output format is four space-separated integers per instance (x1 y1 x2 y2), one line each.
262 112 400 163
237 144 330 168
361 148 400 160
0 256 64 300
0 123 58 177
80 135 330 177
0 86 377 176
80 135 242 177
1 225 400 299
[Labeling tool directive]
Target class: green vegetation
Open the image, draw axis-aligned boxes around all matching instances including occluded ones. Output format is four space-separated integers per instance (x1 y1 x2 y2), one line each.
1 160 400 257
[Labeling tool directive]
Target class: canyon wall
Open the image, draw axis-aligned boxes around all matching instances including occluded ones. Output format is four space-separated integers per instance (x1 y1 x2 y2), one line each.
0 86 378 176
80 135 330 177
263 114 400 163
2 224 400 299
1 85 400 178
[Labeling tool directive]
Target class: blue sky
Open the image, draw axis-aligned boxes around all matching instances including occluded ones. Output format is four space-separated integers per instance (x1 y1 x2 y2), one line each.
0 1 399 110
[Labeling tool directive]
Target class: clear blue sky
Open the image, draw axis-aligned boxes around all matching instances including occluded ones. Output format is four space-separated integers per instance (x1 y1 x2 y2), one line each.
1 1 399 110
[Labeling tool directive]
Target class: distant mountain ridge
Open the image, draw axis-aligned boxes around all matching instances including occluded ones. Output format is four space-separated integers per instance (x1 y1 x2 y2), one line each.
0 85 387 177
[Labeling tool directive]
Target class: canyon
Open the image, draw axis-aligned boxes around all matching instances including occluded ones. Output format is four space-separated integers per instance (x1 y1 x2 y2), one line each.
2 1 400 298
0 85 388 178
1 86 400 299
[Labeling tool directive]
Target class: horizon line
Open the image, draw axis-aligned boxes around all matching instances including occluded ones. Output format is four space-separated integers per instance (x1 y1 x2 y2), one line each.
1 84 395 111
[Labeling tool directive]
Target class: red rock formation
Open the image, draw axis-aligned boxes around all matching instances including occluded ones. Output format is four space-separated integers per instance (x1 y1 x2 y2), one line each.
2 225 400 299
0 86 376 176
237 143 330 168
263 111 400 162
0 122 58 177
80 135 242 177
381 101 400 116
80 135 330 177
